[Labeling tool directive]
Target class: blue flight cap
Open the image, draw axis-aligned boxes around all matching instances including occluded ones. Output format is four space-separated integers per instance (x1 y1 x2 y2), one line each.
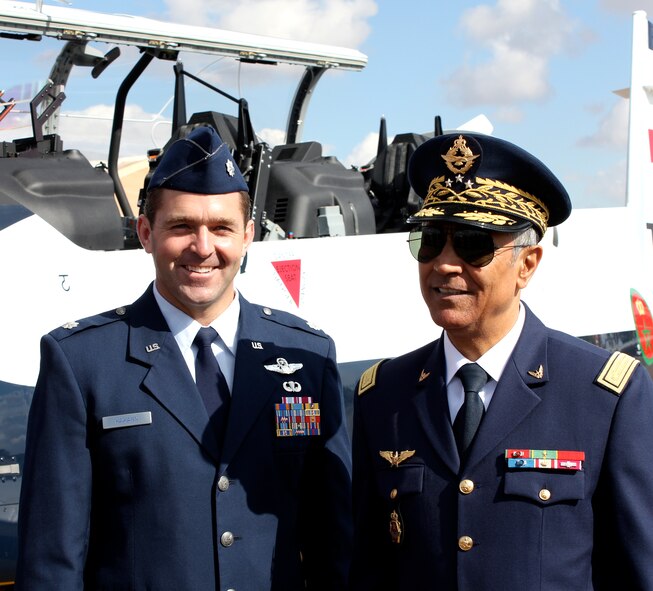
148 125 248 194
407 132 571 237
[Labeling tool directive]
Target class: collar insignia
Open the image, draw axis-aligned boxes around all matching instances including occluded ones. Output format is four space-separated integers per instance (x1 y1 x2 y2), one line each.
419 369 431 382
528 365 544 379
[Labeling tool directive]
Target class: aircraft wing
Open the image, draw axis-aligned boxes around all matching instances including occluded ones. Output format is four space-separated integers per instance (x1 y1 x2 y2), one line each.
0 1 367 70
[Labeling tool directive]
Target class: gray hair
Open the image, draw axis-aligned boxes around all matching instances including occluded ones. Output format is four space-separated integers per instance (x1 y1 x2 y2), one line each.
511 227 539 262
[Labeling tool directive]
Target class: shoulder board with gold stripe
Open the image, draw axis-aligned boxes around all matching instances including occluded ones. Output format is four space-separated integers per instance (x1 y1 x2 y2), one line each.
595 351 639 395
358 360 386 396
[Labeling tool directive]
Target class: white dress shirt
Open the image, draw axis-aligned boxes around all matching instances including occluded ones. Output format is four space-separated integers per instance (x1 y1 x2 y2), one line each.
444 304 526 423
152 283 240 392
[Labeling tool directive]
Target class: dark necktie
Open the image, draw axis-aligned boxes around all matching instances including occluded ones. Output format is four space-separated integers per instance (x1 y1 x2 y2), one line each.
193 327 231 442
453 363 488 458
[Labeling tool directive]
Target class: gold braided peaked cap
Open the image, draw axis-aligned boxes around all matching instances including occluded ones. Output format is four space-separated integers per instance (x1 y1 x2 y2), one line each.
407 133 571 237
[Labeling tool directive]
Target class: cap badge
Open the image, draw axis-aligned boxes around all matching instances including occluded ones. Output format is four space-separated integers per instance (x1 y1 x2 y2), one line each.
226 159 236 178
441 135 479 176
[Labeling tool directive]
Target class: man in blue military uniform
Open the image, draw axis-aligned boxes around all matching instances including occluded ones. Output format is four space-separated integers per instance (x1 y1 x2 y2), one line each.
349 132 653 590
17 125 352 590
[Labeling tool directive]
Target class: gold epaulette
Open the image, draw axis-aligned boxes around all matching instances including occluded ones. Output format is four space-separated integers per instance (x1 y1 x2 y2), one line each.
358 360 385 396
595 351 639 395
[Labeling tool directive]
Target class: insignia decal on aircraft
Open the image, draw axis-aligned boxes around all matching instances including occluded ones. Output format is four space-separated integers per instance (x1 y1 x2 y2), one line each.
631 289 653 365
272 259 302 307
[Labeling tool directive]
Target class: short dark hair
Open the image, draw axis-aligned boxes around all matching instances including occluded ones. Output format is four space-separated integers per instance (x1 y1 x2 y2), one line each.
144 188 252 226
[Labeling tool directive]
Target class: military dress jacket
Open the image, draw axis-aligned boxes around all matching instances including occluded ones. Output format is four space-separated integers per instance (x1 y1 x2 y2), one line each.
349 305 653 591
17 285 352 591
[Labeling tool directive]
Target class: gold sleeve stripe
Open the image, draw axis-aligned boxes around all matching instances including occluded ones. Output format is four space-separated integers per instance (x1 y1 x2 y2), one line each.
595 351 639 395
358 360 384 396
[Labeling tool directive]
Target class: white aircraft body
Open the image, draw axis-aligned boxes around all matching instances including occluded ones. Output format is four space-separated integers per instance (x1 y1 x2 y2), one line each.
0 1 652 584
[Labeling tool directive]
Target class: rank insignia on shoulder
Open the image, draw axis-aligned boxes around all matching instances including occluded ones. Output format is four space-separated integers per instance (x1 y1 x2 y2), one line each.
61 321 79 330
275 396 320 437
358 360 385 396
595 351 639 395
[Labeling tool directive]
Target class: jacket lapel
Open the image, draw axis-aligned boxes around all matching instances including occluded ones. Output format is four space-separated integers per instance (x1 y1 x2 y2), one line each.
411 339 461 475
220 297 278 466
465 307 549 470
128 286 221 461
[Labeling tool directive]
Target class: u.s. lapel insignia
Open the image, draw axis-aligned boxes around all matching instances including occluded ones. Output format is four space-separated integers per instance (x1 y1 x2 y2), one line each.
379 450 415 468
264 357 303 374
419 369 430 382
528 365 544 379
61 321 79 330
145 343 160 353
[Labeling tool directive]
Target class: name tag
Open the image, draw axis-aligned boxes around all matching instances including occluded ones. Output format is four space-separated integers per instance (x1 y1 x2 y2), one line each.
102 411 152 430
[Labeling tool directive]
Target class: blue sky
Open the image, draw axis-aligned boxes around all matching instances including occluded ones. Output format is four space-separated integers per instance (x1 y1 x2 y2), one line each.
1 0 652 208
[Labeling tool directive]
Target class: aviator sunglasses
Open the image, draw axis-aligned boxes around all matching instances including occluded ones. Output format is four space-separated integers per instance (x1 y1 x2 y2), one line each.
408 226 533 268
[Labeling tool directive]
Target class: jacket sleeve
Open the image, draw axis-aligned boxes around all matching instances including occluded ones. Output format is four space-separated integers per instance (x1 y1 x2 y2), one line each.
300 335 353 590
592 364 653 588
16 334 91 590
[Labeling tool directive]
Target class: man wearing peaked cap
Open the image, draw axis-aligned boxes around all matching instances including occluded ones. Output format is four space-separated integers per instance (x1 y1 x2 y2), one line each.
17 125 352 590
349 132 653 590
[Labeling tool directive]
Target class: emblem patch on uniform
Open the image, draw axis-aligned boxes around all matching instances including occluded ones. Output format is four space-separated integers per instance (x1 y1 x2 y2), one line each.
358 360 384 395
379 450 415 468
265 358 303 374
275 396 320 436
595 351 639 395
389 509 403 544
505 449 584 471
527 364 544 379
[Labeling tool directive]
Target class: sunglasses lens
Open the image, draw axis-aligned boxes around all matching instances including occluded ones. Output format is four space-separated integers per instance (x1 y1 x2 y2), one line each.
408 228 446 263
453 230 496 267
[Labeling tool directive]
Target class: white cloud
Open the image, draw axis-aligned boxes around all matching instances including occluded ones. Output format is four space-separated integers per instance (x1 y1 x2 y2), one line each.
164 0 377 48
258 127 287 147
578 98 629 149
574 158 627 208
55 104 170 161
599 0 653 13
343 131 387 168
445 0 585 107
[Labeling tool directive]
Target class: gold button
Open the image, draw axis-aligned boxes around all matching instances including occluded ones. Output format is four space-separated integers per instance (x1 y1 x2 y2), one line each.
459 479 474 494
539 488 551 502
458 536 474 551
390 488 398 500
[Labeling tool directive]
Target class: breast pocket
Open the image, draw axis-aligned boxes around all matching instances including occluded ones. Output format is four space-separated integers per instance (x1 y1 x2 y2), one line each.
375 464 425 501
504 470 585 505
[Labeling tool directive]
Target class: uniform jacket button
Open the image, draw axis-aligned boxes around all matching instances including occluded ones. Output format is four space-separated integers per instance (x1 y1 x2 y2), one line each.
539 488 551 501
458 536 474 551
218 476 230 492
459 479 475 494
221 531 235 547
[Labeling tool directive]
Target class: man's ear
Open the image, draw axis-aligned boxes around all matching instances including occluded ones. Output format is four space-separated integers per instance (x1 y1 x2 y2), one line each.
517 244 543 290
137 215 153 254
